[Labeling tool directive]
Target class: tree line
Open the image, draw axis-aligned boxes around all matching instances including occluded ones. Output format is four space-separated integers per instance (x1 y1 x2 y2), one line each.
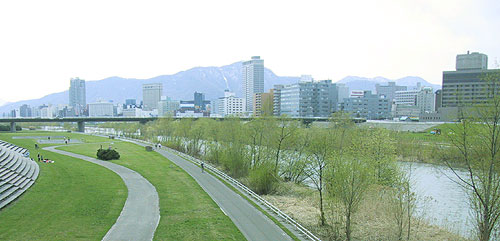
108 114 417 240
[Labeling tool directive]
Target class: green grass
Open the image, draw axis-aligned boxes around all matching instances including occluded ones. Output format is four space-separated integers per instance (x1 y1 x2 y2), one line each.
0 131 127 240
57 137 245 240
390 123 454 143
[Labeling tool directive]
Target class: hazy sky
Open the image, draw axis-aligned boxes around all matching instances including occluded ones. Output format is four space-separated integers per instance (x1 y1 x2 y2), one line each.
0 0 499 103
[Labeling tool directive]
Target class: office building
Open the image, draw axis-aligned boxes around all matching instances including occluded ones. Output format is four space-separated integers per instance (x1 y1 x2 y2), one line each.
442 52 500 108
89 101 114 117
158 97 180 117
69 77 86 116
194 92 206 110
19 104 32 118
337 83 349 103
344 91 391 119
417 87 435 113
376 82 407 101
213 90 244 117
456 51 488 71
272 85 284 116
394 90 419 105
242 56 264 112
142 83 163 111
280 80 339 117
253 92 273 117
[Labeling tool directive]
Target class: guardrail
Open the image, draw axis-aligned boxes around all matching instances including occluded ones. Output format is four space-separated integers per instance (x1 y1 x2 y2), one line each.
117 136 321 241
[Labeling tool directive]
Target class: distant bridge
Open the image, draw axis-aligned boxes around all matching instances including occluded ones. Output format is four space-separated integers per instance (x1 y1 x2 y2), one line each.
0 116 366 132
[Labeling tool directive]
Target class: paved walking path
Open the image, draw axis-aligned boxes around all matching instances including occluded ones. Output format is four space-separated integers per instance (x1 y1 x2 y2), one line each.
126 140 293 241
44 146 160 241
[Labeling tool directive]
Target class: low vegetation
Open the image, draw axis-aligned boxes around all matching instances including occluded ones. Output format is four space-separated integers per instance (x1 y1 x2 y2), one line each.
96 148 120 160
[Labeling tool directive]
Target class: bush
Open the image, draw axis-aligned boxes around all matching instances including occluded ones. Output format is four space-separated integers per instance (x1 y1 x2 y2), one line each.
97 149 120 160
145 146 153 152
248 163 277 195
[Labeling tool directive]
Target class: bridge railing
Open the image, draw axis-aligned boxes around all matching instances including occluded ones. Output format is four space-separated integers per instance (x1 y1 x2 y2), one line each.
119 136 321 241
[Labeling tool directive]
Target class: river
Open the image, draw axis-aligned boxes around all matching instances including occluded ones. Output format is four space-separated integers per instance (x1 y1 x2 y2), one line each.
399 162 472 237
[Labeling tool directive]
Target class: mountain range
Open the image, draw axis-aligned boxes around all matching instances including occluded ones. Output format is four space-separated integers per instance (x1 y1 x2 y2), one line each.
0 61 441 114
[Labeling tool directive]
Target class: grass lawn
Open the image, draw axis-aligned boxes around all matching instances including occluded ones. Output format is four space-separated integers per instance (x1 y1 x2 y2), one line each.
57 135 245 240
0 131 127 241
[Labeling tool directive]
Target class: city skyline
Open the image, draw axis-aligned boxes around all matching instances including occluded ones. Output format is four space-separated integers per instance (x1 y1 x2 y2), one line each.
1 0 499 103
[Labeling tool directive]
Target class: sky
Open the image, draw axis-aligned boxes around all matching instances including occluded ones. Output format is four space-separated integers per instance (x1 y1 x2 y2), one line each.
0 0 499 103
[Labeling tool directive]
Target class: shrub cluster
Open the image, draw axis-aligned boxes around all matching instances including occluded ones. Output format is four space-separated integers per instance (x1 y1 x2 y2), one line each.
0 125 22 131
97 149 120 160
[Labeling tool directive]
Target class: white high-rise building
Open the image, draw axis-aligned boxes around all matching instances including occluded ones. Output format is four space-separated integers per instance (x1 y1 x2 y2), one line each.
213 90 244 117
142 83 163 111
242 56 264 112
69 77 86 116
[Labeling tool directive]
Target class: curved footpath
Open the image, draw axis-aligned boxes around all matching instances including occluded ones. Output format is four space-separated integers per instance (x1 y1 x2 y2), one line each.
44 146 160 241
126 139 294 241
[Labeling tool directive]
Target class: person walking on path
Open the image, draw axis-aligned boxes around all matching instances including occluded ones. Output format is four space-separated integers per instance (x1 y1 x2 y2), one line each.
201 161 205 173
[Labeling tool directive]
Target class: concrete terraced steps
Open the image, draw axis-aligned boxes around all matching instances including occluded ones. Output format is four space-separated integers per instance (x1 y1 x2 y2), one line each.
0 140 39 209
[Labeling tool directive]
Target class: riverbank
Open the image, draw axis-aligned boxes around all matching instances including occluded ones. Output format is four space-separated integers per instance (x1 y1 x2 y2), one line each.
262 182 468 241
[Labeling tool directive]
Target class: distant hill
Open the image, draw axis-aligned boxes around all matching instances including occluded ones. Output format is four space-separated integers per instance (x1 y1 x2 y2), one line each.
337 76 441 92
0 62 300 114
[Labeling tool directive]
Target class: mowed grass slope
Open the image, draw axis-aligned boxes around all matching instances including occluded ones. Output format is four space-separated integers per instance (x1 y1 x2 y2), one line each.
0 132 127 241
58 138 246 240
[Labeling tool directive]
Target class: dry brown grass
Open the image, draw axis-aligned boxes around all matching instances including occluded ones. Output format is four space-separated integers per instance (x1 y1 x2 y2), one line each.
263 183 469 241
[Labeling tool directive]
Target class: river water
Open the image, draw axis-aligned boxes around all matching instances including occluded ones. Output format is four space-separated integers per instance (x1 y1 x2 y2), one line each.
399 162 472 237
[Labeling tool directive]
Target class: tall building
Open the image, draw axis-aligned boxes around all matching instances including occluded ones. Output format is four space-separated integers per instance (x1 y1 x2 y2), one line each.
280 80 339 117
142 83 163 111
242 56 264 112
375 82 407 101
194 92 206 110
272 85 284 116
442 52 500 108
69 77 86 116
19 104 32 118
